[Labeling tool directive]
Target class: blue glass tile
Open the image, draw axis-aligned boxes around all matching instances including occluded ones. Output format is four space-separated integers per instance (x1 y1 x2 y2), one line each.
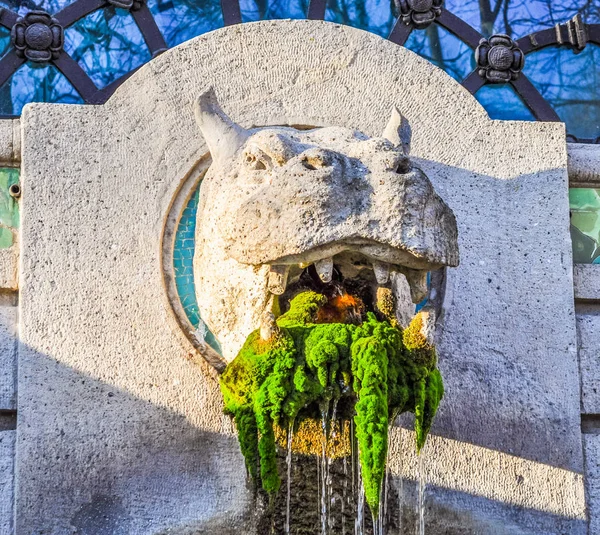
0 26 10 60
0 63 83 116
325 0 395 38
0 0 72 15
146 0 224 48
240 0 308 21
63 7 151 90
524 44 600 140
404 24 472 82
444 0 600 38
475 84 535 122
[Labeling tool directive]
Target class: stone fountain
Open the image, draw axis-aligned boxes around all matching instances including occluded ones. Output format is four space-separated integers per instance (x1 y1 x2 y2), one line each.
12 19 584 535
193 89 459 533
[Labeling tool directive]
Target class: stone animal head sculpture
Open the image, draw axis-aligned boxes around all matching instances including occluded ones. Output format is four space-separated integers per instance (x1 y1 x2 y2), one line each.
193 89 459 362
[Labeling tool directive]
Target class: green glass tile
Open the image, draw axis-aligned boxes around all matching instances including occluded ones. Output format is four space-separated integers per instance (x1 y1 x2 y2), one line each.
570 188 600 211
0 168 19 249
0 227 13 248
570 188 600 264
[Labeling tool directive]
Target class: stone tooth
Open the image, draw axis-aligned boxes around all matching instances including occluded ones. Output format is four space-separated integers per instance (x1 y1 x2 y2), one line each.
390 271 415 329
373 261 390 285
403 268 429 304
315 257 334 283
267 264 289 295
260 311 278 341
417 306 437 346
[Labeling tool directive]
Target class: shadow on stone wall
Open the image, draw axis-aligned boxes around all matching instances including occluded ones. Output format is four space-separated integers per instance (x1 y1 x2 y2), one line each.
12 345 587 535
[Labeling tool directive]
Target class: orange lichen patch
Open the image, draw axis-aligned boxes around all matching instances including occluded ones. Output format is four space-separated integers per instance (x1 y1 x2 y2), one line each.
274 419 351 459
316 292 365 324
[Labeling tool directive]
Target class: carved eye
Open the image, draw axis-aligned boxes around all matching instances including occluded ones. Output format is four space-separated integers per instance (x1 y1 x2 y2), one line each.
299 150 333 170
243 147 271 171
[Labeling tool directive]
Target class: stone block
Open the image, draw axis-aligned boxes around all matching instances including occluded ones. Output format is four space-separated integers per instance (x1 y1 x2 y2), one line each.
568 143 600 187
577 305 600 413
574 264 600 301
0 298 17 410
0 119 20 166
0 430 15 535
584 433 600 534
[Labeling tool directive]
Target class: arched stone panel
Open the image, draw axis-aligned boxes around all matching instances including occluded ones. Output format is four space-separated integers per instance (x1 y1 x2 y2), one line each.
15 20 582 534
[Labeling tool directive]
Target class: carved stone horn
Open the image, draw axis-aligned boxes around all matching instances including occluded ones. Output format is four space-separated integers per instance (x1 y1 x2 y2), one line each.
194 88 249 165
382 106 411 156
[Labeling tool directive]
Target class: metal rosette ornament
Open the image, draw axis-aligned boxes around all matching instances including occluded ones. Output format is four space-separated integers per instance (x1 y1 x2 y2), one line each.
11 11 64 63
396 0 443 29
108 0 145 11
476 34 525 83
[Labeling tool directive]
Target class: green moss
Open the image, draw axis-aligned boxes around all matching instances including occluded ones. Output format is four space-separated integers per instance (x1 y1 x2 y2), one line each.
219 293 444 518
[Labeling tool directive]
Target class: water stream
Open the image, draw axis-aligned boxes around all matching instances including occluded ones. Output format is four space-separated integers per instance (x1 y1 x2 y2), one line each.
342 420 348 535
417 451 425 535
285 421 294 535
355 453 365 535
321 402 330 535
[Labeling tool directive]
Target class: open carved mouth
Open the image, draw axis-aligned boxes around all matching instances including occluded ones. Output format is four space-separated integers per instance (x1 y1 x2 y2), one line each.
263 245 431 340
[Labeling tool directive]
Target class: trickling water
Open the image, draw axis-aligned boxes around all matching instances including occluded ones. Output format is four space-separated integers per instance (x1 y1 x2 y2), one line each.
317 453 321 528
328 400 339 534
320 403 330 535
397 429 404 535
417 452 425 535
285 421 294 535
350 419 356 497
342 421 348 535
355 456 365 535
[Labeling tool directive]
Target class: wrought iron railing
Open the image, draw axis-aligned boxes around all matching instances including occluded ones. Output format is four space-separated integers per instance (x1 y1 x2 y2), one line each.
0 0 597 142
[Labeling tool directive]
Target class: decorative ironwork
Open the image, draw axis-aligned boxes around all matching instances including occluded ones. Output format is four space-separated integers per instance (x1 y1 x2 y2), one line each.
10 11 64 63
108 0 145 11
556 14 588 51
0 0 595 144
395 0 443 30
475 34 524 83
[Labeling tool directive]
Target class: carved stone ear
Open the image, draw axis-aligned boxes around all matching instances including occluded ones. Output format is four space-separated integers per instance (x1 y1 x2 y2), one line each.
382 106 411 156
194 88 249 166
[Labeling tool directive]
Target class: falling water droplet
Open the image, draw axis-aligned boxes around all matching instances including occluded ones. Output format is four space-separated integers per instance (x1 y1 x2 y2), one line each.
417 451 425 535
355 456 365 535
321 402 330 535
397 429 404 535
342 421 347 535
328 400 338 534
285 421 294 535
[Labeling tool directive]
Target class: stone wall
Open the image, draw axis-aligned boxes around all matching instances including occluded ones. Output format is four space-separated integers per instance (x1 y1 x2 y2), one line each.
0 19 595 535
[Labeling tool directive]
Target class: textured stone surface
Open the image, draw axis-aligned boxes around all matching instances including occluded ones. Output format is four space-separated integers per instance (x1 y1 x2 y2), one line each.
0 431 15 535
0 247 18 291
0 296 18 410
0 119 20 166
17 20 582 534
568 142 600 186
574 264 600 301
194 93 458 360
584 434 600 535
576 305 600 414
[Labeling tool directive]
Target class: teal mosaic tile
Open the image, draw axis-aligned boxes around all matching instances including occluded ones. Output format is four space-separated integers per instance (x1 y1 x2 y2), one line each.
173 184 221 353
